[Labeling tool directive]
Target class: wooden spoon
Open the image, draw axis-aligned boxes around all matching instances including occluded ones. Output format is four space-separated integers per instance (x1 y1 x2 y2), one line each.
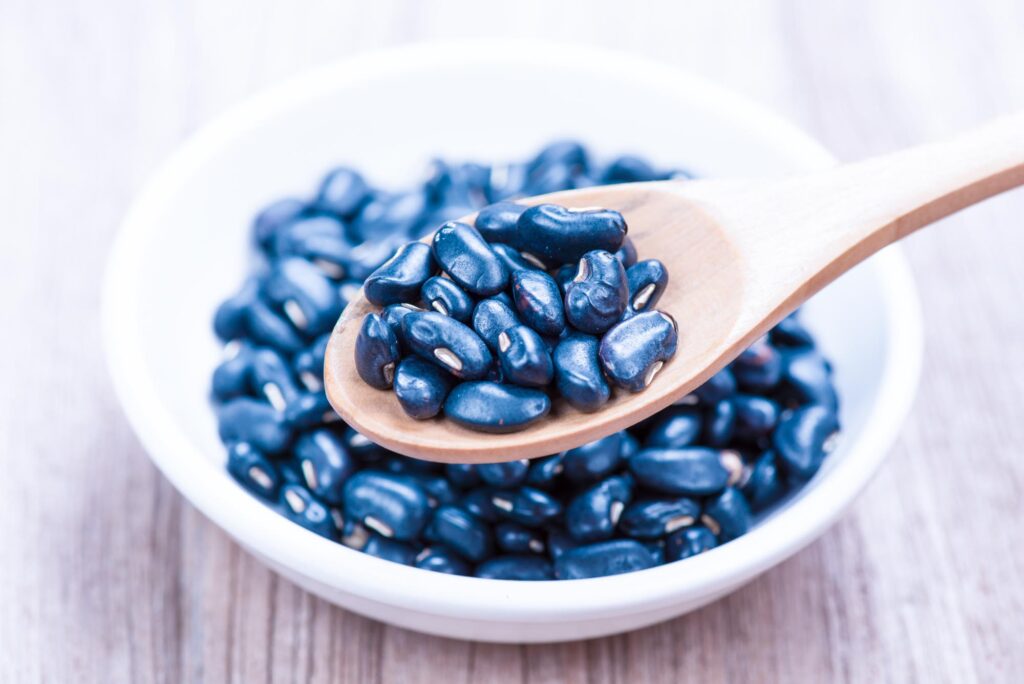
325 113 1024 463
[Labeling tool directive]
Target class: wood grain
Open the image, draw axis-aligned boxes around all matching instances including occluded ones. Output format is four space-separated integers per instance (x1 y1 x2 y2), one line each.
2 0 1023 681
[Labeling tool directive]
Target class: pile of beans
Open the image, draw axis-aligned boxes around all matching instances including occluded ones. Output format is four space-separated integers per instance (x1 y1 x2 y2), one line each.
355 202 677 432
212 141 841 580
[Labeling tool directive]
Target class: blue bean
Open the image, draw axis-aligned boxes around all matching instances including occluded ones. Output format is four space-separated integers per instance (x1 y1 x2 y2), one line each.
629 447 742 496
477 460 530 487
510 269 565 337
354 313 401 389
490 243 538 273
212 343 256 401
345 236 409 281
272 214 347 259
316 166 370 217
665 525 717 562
566 475 633 542
773 405 840 481
461 487 500 522
217 398 292 454
415 547 471 575
701 487 751 542
395 473 457 508
703 399 737 447
620 432 640 460
526 141 589 179
497 324 553 388
770 311 816 348
381 454 441 475
475 555 553 580
778 348 839 411
444 463 480 490
474 201 527 243
285 390 338 428
294 429 356 505
360 534 418 565
489 487 562 527
342 471 430 541
644 407 702 449
515 204 627 265
486 162 530 201
472 297 520 352
280 484 337 539
393 356 454 420
733 395 780 441
419 277 472 322
425 160 489 209
431 221 508 296
444 381 550 433
250 347 302 410
253 197 308 250
600 155 664 183
292 334 330 391
562 434 623 483
363 242 436 306
401 311 493 380
226 443 280 501
553 333 610 412
342 427 389 462
546 527 580 559
380 302 422 351
731 339 782 392
353 190 429 243
564 250 628 334
626 259 669 314
618 497 700 539
213 278 259 342
694 367 737 404
245 297 306 354
552 264 576 294
424 504 493 562
525 453 564 489
554 539 656 579
495 523 546 555
742 451 786 512
599 311 678 391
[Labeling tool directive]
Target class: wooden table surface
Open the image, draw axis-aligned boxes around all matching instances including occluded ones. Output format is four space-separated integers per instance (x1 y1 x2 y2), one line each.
3 1 1023 681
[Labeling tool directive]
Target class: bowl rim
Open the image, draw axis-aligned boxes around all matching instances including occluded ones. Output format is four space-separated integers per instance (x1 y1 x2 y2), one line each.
102 39 923 622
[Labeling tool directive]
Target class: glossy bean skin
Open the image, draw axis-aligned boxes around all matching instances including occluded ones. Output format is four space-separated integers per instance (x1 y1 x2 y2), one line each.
497 324 554 388
392 356 454 420
599 311 679 392
495 522 547 554
292 334 330 391
618 497 700 539
345 236 409 281
395 473 457 508
217 398 292 454
731 339 783 392
444 463 480 490
553 333 610 412
381 303 422 351
614 236 638 268
778 348 839 411
226 443 280 501
214 278 259 342
212 343 256 401
342 471 431 541
424 504 493 562
733 395 780 442
515 204 627 265
251 347 303 410
460 487 500 522
510 269 566 337
475 555 553 580
280 484 337 539
644 407 703 449
773 405 840 481
526 454 564 489
361 534 418 565
562 434 623 483
420 276 474 322
283 389 336 430
354 313 401 390
342 427 389 462
363 242 436 306
431 221 509 296
272 215 346 260
564 250 628 334
565 475 634 542
444 381 550 433
694 368 737 404
704 399 737 447
629 447 731 496
416 547 470 575
401 312 493 380
701 487 751 542
245 297 306 354
742 451 786 512
352 190 428 243
474 201 527 244
472 297 520 352
294 429 356 505
262 257 344 335
315 166 370 217
625 259 669 314
477 460 530 488
552 264 575 294
253 197 308 250
554 539 656 579
489 487 562 527
664 525 717 562
490 243 537 273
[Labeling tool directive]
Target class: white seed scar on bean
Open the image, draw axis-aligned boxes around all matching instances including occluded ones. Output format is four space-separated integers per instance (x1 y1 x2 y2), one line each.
342 522 369 549
665 515 695 534
248 466 273 490
491 497 513 512
520 252 547 269
223 339 242 360
382 361 395 385
349 432 371 448
283 299 309 330
609 501 625 526
632 283 656 310
574 258 590 283
284 488 307 514
719 450 745 486
433 347 463 371
363 515 394 538
498 332 511 353
313 258 345 279
330 509 345 530
566 206 604 213
415 548 432 563
644 361 665 387
301 459 318 490
300 371 322 391
431 300 449 316
263 383 288 411
700 514 721 536
528 539 545 553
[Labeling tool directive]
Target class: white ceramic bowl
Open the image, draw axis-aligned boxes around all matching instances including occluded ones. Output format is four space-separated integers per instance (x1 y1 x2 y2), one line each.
103 41 923 643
